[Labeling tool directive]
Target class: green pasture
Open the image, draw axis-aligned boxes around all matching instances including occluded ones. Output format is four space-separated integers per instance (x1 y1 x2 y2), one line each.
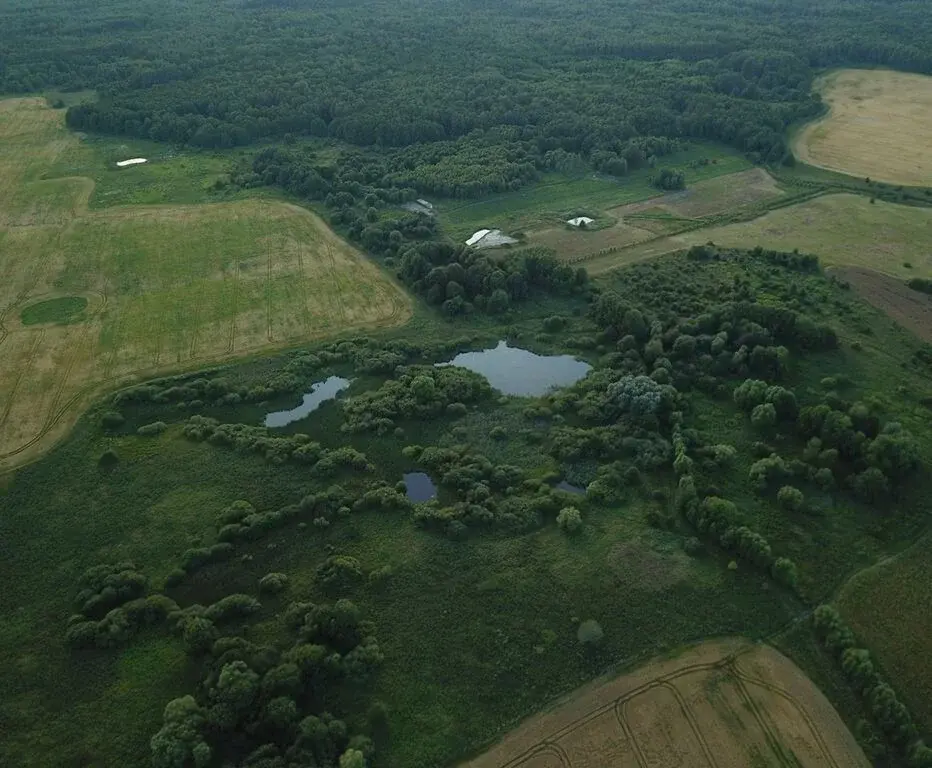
436 145 750 240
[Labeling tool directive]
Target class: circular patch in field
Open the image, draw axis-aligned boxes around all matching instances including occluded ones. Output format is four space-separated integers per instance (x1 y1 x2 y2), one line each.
19 296 88 326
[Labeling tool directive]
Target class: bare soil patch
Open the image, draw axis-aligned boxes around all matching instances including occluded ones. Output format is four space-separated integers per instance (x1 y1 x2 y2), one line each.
830 267 932 343
462 638 868 768
793 69 932 186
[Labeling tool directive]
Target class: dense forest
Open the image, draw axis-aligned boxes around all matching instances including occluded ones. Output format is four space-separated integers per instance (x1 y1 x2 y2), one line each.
3 0 932 186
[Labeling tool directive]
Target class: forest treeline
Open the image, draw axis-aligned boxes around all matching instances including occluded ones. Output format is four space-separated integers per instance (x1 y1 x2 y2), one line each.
3 0 932 190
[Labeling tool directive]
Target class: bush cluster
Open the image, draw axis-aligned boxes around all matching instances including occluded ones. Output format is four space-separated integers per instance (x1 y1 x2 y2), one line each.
813 606 932 767
341 366 492 434
183 417 373 473
151 599 382 768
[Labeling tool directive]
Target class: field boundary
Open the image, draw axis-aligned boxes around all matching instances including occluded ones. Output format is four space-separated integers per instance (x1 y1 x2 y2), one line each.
462 639 868 768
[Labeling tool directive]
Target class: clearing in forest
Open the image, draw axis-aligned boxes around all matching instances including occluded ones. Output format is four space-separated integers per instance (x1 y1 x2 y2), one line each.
0 97 411 471
581 194 932 276
837 533 932 732
464 638 869 768
792 69 932 186
438 147 750 241
526 168 784 262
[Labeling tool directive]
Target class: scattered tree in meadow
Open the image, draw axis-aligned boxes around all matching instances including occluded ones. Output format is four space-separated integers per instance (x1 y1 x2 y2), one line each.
577 619 604 647
556 506 583 534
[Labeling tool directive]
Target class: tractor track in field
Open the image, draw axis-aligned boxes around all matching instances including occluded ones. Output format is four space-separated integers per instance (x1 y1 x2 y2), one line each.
0 330 46 434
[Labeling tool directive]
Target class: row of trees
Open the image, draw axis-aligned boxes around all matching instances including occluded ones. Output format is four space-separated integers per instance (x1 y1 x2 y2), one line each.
813 606 932 767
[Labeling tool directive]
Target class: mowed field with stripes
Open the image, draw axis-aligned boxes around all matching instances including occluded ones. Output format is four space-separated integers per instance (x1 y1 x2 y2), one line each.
0 98 411 470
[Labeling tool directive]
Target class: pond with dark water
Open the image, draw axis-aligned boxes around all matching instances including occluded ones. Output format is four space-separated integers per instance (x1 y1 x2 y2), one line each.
556 480 586 494
403 472 438 502
264 376 350 427
437 341 591 396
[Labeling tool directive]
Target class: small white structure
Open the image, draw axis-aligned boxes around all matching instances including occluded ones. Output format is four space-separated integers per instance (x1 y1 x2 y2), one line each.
466 229 492 246
465 229 519 249
116 158 148 167
416 198 434 210
567 216 594 227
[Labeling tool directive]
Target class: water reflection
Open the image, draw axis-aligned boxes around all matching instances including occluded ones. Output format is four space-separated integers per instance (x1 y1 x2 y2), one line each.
438 341 590 396
403 472 438 502
264 376 350 427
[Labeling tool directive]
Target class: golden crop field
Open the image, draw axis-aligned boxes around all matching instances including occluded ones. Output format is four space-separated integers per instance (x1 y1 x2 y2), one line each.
793 69 932 186
464 638 869 768
0 97 411 471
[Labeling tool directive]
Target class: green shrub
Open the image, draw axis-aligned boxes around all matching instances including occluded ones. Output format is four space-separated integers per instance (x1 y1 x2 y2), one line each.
137 421 168 436
259 572 289 594
556 506 582 534
576 619 604 646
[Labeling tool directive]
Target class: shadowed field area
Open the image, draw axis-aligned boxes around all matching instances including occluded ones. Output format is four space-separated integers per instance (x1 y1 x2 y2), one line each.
464 639 870 768
0 98 411 470
837 533 932 733
793 69 932 186
830 267 932 344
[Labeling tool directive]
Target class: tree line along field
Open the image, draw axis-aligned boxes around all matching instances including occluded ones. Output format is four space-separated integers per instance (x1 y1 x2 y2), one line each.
836 533 932 734
0 97 411 471
4 247 932 767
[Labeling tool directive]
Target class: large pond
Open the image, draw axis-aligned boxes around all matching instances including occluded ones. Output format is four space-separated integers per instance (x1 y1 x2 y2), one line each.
264 376 350 427
438 341 591 396
403 472 438 502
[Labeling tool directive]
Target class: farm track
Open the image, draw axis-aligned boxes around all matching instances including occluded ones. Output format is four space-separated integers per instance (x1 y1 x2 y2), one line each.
731 660 843 768
0 330 45 434
496 652 748 768
469 632 873 768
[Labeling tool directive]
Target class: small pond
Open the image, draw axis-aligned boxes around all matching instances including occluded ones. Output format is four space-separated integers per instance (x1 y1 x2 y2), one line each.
403 472 438 502
438 340 591 396
264 376 350 427
556 480 585 495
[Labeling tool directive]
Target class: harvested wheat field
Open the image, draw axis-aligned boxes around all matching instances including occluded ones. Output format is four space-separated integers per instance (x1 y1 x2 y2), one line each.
830 267 932 344
463 638 868 768
0 98 411 470
793 69 932 186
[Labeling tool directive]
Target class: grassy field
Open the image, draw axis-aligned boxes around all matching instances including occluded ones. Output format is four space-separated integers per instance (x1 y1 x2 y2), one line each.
436 146 750 241
792 69 932 187
524 167 786 262
836 532 932 733
580 193 932 276
465 639 870 768
0 97 411 471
